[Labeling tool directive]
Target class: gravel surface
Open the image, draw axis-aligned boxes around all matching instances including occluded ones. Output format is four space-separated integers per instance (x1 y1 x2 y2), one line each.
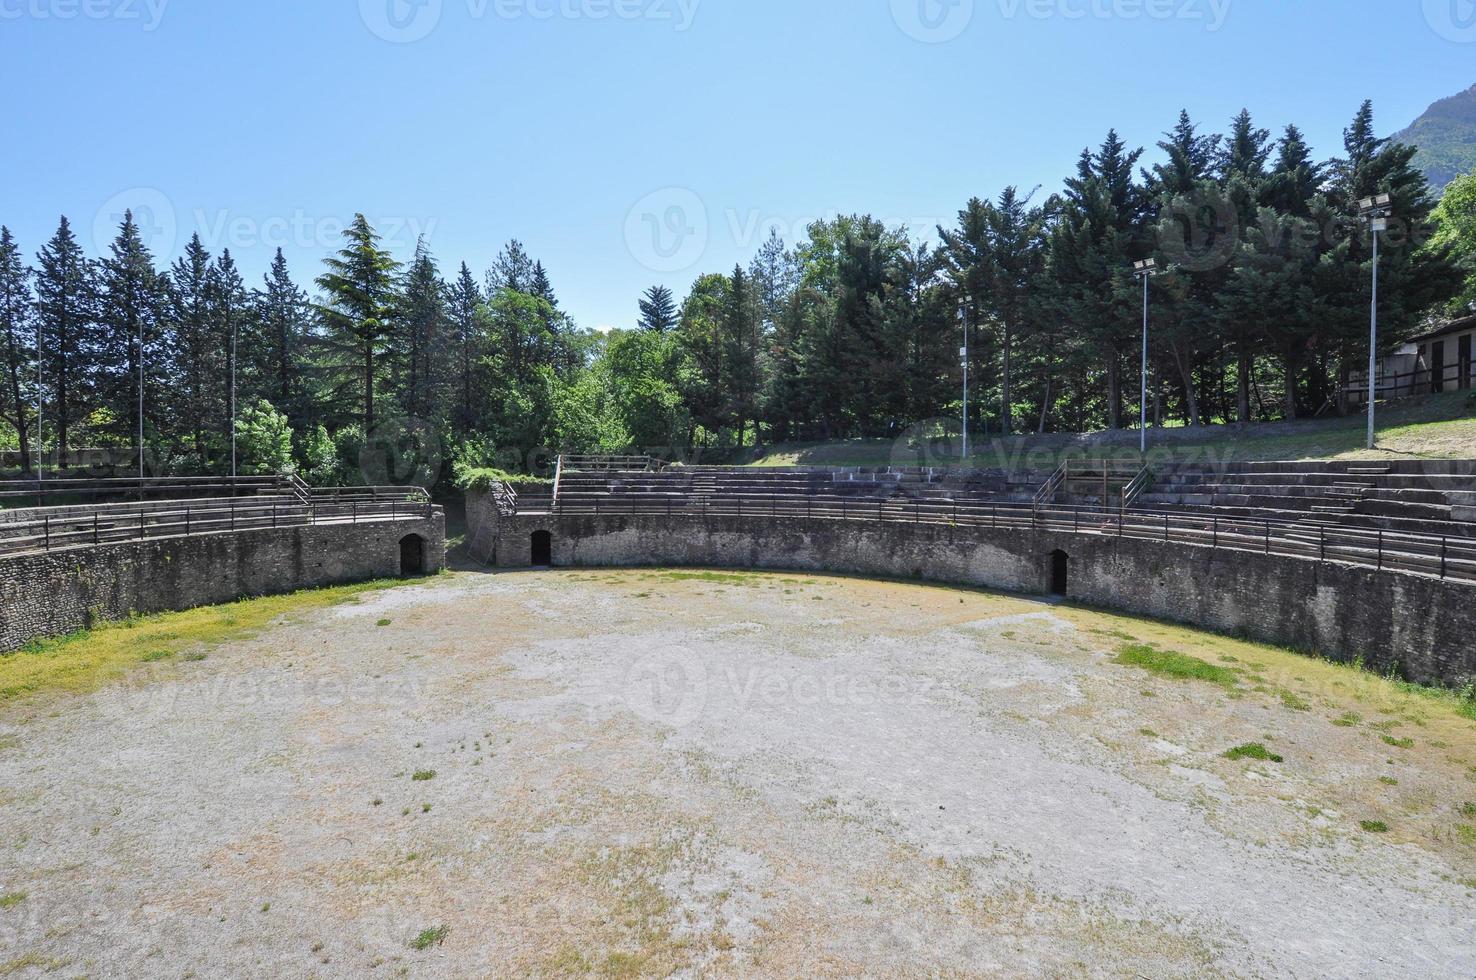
1 568 1474 977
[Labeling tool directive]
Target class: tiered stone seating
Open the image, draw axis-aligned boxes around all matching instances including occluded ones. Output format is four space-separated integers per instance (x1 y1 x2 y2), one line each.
1138 461 1476 539
553 465 1040 512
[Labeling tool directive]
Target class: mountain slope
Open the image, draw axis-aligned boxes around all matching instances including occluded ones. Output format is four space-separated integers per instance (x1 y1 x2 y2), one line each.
1394 83 1476 193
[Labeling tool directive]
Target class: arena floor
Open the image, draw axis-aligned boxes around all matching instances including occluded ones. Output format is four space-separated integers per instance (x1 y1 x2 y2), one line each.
2 569 1474 977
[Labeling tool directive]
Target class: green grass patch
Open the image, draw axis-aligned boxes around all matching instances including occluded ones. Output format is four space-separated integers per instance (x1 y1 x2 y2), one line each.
376 619 393 628
1360 820 1390 834
1113 644 1239 688
1458 825 1476 845
411 770 436 782
1278 689 1311 711
651 571 765 587
1332 712 1362 728
0 579 407 703
1224 743 1284 763
1379 777 1399 786
410 925 449 950
1382 735 1416 749
0 892 25 909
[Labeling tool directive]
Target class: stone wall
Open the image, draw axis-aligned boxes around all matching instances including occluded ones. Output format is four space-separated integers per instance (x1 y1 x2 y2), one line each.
0 514 445 652
485 511 1476 687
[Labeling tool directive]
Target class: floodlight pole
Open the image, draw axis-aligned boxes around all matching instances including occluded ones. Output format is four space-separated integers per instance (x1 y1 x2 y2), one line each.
1140 271 1150 456
138 320 144 480
231 317 237 478
961 301 970 463
1360 194 1391 452
1133 259 1158 456
35 315 43 483
1367 219 1380 451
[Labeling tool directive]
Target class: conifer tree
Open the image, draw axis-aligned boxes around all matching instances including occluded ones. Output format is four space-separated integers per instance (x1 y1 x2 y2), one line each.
168 234 220 467
315 214 402 433
0 227 35 471
95 211 170 469
252 249 310 433
448 262 485 434
637 285 677 334
32 217 93 469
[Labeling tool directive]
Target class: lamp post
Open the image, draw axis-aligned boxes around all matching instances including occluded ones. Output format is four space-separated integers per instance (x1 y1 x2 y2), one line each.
960 300 970 463
1133 258 1160 455
35 315 43 483
1359 193 1392 451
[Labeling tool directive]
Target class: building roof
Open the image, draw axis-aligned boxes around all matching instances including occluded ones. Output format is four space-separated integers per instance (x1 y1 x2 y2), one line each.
1408 313 1476 345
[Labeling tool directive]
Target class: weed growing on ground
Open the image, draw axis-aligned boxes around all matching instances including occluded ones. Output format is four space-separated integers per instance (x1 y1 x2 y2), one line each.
1379 777 1399 786
1333 712 1361 728
1225 744 1283 763
412 770 436 782
1278 690 1311 711
1382 736 1415 750
0 892 25 908
1114 644 1239 688
377 619 393 627
1360 820 1390 834
411 926 449 950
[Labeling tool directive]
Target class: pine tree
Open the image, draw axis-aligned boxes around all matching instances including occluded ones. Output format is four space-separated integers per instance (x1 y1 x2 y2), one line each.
392 238 448 420
33 217 93 469
168 234 221 468
252 249 310 433
448 262 485 434
637 285 677 334
315 214 402 433
0 227 35 472
95 211 170 471
209 249 249 472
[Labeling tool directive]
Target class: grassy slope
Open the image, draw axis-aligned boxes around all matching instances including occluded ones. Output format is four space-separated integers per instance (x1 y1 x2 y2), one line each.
748 392 1476 469
0 578 416 703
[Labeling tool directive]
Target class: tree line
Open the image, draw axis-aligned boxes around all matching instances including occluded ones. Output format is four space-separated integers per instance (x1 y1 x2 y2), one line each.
0 100 1471 484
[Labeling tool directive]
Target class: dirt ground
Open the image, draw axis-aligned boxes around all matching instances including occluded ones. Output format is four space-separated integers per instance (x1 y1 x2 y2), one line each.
2 568 1475 978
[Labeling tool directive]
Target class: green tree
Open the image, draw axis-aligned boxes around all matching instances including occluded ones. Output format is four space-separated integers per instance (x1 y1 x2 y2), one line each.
0 227 34 471
1430 168 1476 312
315 214 402 433
32 217 94 468
167 234 221 468
235 398 294 475
95 211 170 467
637 285 677 334
251 248 310 435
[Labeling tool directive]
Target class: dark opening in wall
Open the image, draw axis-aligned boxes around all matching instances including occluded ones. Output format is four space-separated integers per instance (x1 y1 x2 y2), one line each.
399 534 426 577
531 530 553 567
1049 550 1069 596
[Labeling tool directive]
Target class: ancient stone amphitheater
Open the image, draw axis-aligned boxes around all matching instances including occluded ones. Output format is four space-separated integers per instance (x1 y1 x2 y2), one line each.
472 455 1476 685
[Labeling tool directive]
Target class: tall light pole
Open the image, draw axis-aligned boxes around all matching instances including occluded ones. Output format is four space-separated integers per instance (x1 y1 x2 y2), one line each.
35 315 43 483
137 319 144 480
1133 258 1160 455
1359 194 1392 451
960 300 970 463
230 315 237 478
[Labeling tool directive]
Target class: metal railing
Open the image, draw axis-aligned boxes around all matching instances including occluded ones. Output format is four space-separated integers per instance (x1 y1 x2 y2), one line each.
1119 466 1154 512
0 495 439 558
552 491 1476 584
0 475 287 507
558 454 666 473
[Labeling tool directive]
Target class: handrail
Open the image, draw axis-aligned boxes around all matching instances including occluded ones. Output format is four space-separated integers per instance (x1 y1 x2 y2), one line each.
0 496 442 558
1120 466 1154 513
553 454 565 508
537 491 1476 584
1033 461 1067 514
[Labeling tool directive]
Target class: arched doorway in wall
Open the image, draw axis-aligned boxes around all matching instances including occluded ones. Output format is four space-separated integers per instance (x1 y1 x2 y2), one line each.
399 534 426 576
1049 550 1069 597
531 530 553 567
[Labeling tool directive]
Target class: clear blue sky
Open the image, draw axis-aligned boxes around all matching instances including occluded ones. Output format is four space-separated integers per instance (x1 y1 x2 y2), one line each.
3 0 1473 331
